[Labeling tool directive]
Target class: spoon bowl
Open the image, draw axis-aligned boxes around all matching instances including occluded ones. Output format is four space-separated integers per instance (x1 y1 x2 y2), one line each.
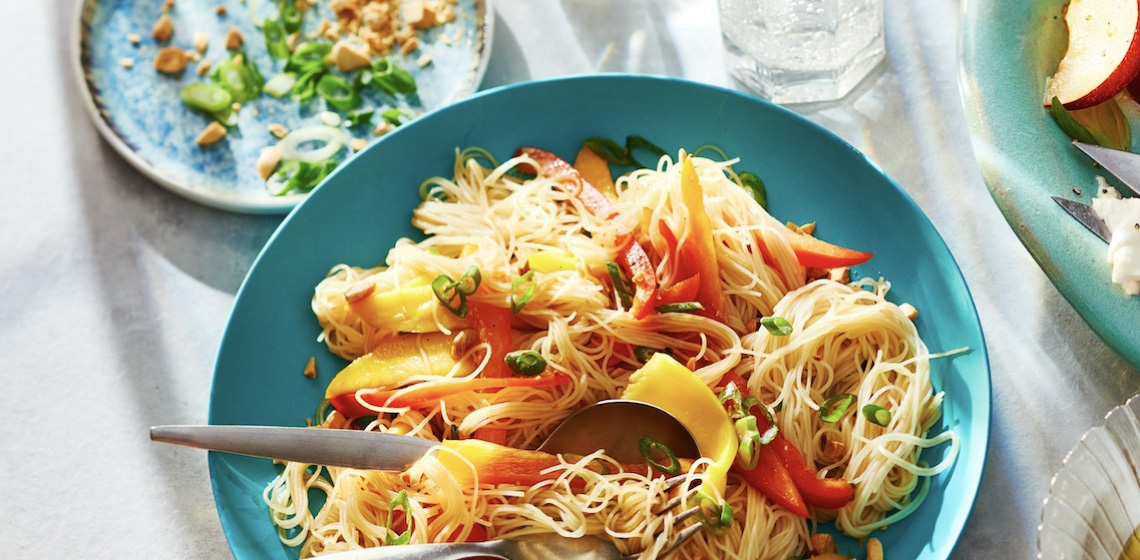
537 399 700 463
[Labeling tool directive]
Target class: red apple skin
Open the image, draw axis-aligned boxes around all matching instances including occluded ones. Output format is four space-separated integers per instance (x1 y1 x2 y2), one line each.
1059 1 1140 110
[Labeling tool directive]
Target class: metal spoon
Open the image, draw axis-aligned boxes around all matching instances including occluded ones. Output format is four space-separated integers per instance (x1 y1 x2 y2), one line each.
151 399 699 468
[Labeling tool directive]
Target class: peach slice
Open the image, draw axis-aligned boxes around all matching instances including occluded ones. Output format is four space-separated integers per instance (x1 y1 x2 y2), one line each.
1045 0 1140 109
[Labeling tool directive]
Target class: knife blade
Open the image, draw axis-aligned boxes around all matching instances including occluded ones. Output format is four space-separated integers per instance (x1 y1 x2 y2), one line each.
1052 196 1111 243
150 425 437 470
1072 142 1140 197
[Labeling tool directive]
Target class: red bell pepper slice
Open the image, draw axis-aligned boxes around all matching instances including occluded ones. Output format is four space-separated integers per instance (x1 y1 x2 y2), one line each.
516 147 659 319
466 302 513 444
654 274 701 307
719 373 855 512
330 373 573 418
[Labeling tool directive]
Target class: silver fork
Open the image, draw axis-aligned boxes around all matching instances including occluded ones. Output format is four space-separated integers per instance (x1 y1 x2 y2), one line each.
309 475 703 560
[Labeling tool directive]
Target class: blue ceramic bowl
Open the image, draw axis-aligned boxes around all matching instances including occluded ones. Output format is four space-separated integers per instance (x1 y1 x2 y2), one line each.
208 74 990 559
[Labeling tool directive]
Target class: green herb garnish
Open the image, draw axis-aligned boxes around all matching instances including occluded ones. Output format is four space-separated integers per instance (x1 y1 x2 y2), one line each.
819 393 857 423
638 437 682 476
505 350 547 377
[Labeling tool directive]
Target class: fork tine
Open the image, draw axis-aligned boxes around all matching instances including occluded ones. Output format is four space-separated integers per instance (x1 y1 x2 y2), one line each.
657 519 704 558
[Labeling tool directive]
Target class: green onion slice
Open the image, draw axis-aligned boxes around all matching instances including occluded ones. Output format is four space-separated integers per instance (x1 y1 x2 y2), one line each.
605 260 633 310
505 350 546 377
371 58 418 95
179 82 232 114
262 18 289 59
719 381 745 419
455 266 482 296
287 42 332 73
734 416 761 470
277 0 304 33
313 398 333 424
384 489 412 545
655 301 705 314
509 271 535 314
689 491 733 528
316 74 362 111
638 437 682 476
737 171 768 209
381 107 408 127
862 404 892 427
759 316 793 336
819 393 857 423
634 346 671 363
430 274 468 318
345 109 375 127
266 160 309 196
264 73 297 98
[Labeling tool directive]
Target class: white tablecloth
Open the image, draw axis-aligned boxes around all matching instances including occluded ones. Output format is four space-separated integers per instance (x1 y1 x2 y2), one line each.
4 0 1137 557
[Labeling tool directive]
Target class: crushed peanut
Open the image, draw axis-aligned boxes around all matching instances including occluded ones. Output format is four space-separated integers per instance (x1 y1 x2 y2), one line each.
827 266 850 284
224 27 244 49
118 58 134 69
257 146 283 179
344 280 376 302
303 356 317 378
196 59 212 76
193 30 209 53
267 123 290 138
349 137 369 152
866 538 884 560
899 302 918 321
184 48 201 62
329 40 371 72
215 5 227 15
808 533 838 554
399 36 419 55
126 33 141 45
231 102 242 112
195 121 227 145
416 53 432 67
153 47 188 73
152 14 174 41
372 121 391 136
163 0 175 11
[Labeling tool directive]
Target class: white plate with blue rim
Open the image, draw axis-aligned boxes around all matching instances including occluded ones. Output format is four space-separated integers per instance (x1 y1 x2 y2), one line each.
73 0 492 214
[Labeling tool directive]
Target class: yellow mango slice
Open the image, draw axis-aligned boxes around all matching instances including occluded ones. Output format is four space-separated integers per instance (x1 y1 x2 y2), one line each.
621 353 736 498
348 284 462 335
527 250 578 273
324 332 471 398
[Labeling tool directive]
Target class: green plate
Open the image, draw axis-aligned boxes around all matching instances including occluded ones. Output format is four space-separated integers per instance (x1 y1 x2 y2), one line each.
960 0 1140 368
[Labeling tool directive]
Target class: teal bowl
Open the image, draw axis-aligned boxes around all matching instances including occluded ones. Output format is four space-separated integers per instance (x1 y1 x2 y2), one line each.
208 74 990 559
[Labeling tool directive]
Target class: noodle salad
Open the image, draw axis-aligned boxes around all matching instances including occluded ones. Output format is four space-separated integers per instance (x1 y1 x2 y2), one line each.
263 141 960 559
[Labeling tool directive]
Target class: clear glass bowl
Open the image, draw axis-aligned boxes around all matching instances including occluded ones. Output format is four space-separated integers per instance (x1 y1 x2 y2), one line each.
1039 394 1140 559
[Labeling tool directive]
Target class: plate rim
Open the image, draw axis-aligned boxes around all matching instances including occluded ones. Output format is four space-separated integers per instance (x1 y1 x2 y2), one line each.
207 73 991 559
71 0 495 215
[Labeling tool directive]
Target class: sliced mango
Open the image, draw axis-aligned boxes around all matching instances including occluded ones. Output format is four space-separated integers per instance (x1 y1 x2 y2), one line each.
348 283 463 335
573 144 617 199
527 250 578 273
324 332 472 399
621 353 736 498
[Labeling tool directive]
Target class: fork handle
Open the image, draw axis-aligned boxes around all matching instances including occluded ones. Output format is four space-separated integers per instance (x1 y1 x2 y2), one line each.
305 541 509 560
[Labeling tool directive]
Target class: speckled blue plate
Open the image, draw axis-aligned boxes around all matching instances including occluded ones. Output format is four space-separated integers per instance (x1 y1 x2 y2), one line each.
960 0 1140 368
207 75 989 559
73 0 491 214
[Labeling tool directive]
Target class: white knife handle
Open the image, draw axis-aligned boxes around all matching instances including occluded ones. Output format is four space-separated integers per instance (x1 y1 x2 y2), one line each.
304 541 510 560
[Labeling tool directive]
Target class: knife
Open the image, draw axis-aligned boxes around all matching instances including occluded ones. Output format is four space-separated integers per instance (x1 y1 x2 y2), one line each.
1073 141 1140 197
150 425 436 470
1052 196 1111 243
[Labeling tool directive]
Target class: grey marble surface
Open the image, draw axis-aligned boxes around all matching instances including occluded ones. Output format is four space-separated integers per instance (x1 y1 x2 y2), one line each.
3 0 1137 558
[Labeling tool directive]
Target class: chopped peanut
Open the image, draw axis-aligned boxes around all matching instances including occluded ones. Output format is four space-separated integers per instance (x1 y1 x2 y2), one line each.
256 146 283 179
899 302 918 321
372 121 391 136
153 47 188 73
416 53 432 67
163 0 175 11
215 5 227 15
303 357 317 379
828 267 850 284
402 0 437 30
196 59 211 76
195 122 227 146
126 33 141 45
329 40 371 72
193 30 209 53
349 138 369 152
344 280 376 302
399 36 419 55
224 27 243 49
152 14 174 41
118 58 134 69
267 123 290 138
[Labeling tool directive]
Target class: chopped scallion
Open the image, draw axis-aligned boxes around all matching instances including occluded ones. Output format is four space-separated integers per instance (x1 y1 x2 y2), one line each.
737 171 768 209
287 42 332 73
371 58 417 95
505 350 546 377
655 301 705 314
316 74 361 111
277 0 304 33
819 393 856 423
455 266 482 296
509 271 535 314
734 415 761 470
634 346 671 363
264 73 297 98
262 18 289 59
384 489 412 545
862 404 892 427
430 274 467 318
381 107 408 127
179 82 232 115
759 316 793 336
345 109 375 127
605 260 633 310
638 437 682 476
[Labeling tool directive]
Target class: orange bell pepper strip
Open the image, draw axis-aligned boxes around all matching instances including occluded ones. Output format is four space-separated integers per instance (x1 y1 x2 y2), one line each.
719 372 855 511
653 274 701 307
329 373 573 418
572 144 617 199
516 147 658 319
467 301 513 444
785 229 874 269
675 156 726 321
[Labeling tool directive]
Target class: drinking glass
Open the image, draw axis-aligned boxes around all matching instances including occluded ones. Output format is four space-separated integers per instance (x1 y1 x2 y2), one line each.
719 0 886 104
